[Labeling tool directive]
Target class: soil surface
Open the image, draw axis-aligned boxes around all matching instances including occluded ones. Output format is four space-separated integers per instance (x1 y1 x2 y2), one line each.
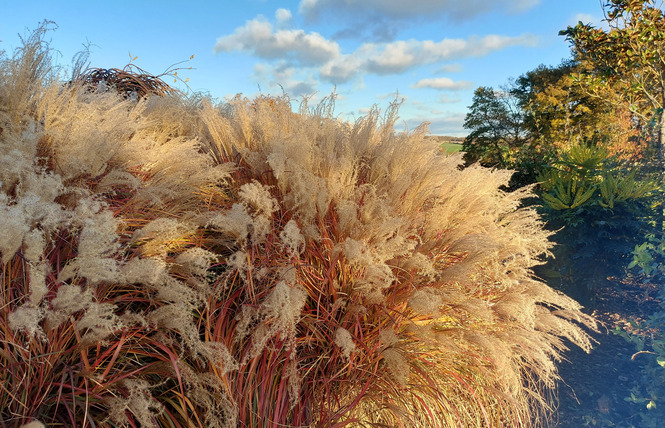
555 277 662 427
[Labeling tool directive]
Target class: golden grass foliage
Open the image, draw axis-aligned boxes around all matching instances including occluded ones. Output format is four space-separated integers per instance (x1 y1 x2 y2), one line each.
1 25 596 427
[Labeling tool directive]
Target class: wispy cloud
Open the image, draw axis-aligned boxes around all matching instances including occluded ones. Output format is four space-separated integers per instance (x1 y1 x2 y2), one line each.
376 91 408 101
300 0 541 22
437 63 464 73
410 99 444 115
412 77 473 90
438 94 462 104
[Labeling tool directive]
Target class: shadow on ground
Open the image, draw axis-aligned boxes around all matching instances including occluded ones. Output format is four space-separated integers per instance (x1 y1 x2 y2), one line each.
555 278 661 427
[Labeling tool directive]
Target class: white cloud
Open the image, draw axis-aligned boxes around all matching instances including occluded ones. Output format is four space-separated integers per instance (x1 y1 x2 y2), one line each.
572 13 595 24
213 17 340 66
253 62 320 97
215 14 537 90
316 34 537 84
319 54 364 84
275 8 293 24
363 34 538 75
510 0 540 13
438 94 462 104
364 40 420 74
410 99 443 115
412 77 473 90
437 63 464 73
284 80 319 96
569 12 606 28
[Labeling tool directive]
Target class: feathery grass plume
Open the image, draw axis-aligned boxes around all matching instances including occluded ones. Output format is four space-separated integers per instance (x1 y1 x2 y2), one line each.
106 379 165 427
193 93 597 427
0 25 214 426
335 326 357 360
37 84 139 181
0 21 57 129
1 24 596 428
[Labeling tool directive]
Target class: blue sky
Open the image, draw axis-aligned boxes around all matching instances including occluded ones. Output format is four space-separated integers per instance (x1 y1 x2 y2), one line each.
2 1 604 136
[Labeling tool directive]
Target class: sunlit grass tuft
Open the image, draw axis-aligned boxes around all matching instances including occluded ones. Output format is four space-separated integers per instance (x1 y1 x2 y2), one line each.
0 23 596 427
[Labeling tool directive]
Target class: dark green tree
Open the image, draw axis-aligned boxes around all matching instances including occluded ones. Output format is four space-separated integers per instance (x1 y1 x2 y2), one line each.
462 86 526 169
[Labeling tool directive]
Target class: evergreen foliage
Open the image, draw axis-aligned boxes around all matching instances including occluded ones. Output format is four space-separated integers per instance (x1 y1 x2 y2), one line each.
537 143 657 301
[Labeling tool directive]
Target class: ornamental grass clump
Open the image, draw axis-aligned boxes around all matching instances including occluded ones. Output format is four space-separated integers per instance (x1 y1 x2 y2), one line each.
1 25 595 427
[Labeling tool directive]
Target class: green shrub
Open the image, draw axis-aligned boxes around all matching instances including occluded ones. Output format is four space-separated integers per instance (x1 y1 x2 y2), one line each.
619 242 665 426
537 142 657 301
0 25 596 427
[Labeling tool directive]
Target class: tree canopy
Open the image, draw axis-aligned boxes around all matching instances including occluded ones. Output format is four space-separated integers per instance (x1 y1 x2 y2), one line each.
462 86 525 169
561 0 665 165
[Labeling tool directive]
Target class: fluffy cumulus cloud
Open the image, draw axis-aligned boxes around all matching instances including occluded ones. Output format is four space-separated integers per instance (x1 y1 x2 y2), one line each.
412 78 473 91
316 59 350 85
213 17 340 66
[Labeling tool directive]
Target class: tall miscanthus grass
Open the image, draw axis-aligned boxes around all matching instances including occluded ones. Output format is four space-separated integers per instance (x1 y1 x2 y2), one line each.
1 25 595 427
